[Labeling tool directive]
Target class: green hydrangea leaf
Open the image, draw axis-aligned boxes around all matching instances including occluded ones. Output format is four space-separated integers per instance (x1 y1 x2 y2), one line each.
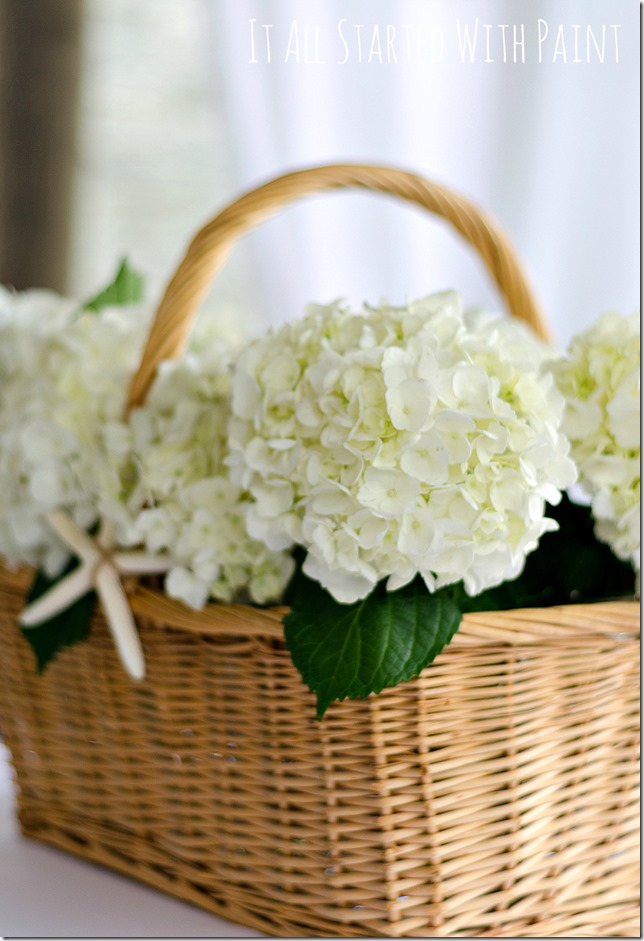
21 560 96 673
284 574 462 719
458 492 635 614
82 257 144 313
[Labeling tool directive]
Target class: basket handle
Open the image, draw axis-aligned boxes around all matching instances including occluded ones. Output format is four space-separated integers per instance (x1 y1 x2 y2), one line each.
125 163 549 413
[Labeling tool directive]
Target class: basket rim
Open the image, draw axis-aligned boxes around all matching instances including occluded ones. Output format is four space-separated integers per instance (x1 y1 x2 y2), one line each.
130 584 641 646
2 562 638 647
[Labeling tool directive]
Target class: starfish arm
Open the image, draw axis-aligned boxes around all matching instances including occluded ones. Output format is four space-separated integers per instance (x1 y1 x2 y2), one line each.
97 517 117 551
19 564 94 627
95 564 146 681
45 509 101 566
113 551 173 574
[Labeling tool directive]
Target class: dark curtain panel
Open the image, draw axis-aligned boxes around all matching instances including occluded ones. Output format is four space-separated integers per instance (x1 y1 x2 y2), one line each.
0 0 82 292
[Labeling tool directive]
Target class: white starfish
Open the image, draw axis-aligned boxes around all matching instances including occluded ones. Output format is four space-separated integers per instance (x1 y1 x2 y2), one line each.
19 509 172 681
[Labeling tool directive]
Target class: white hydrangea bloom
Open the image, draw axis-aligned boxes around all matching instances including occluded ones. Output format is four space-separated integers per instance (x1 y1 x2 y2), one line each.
552 311 640 569
229 291 577 603
0 286 149 575
99 319 295 607
0 287 294 608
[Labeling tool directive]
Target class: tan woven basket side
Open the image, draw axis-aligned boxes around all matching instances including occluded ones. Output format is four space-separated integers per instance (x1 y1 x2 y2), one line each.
0 563 639 938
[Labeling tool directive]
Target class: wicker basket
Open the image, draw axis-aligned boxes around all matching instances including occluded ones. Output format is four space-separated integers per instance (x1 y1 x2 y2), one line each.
0 165 640 938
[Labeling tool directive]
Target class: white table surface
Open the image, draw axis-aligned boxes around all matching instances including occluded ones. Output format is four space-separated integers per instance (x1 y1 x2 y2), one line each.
0 741 264 939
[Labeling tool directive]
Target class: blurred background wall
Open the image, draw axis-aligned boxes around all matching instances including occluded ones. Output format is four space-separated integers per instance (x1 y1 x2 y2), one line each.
206 0 639 346
0 0 242 314
0 0 639 345
0 0 81 293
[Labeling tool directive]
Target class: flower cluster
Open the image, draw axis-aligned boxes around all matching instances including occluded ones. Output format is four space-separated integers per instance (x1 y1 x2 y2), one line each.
2 273 636 626
0 288 294 607
0 287 149 576
97 315 295 608
229 291 576 603
552 312 640 569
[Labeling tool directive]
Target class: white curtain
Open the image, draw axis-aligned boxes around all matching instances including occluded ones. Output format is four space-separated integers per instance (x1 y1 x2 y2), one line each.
204 0 639 346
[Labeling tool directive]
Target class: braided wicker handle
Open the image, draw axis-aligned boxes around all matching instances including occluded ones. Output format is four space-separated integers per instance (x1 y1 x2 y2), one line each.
126 163 549 413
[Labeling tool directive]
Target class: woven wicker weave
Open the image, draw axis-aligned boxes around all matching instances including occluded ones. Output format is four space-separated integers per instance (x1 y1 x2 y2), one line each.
0 165 640 937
